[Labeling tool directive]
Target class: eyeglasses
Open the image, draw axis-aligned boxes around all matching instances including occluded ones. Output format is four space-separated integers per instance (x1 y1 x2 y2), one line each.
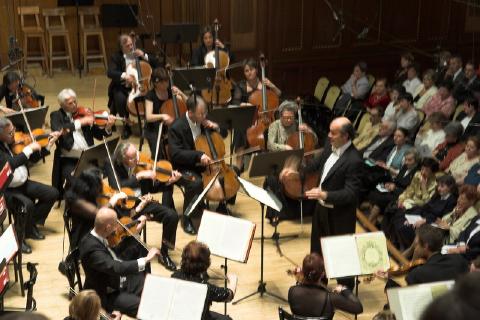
5 127 15 136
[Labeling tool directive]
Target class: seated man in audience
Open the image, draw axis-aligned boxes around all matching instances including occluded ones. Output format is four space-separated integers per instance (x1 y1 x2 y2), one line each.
457 93 480 139
79 207 159 318
414 112 447 158
0 118 61 253
402 64 422 96
353 107 383 151
443 55 465 87
393 92 419 132
359 119 395 162
453 60 480 103
422 80 455 118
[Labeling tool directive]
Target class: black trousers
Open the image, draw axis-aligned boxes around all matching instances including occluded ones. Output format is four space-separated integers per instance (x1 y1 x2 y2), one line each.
5 180 59 234
107 272 145 317
176 170 204 219
111 88 130 119
140 201 178 250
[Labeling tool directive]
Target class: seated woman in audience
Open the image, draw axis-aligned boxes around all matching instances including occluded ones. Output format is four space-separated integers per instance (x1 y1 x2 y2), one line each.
415 112 447 158
335 61 370 117
172 241 237 320
403 64 422 96
432 121 465 171
383 84 406 121
375 127 412 177
353 107 383 151
447 135 480 185
364 78 390 111
382 158 439 236
463 162 480 187
422 80 456 118
393 52 414 85
446 211 480 261
413 69 438 110
65 289 121 320
288 253 363 319
391 175 458 250
365 148 419 224
436 185 479 244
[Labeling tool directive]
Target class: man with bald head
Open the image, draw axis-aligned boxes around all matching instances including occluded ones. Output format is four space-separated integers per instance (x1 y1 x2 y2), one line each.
79 207 159 317
282 117 363 289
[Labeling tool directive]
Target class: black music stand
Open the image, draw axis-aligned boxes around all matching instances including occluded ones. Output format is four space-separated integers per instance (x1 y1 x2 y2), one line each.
172 67 216 93
72 137 120 177
6 106 49 131
160 24 200 66
207 105 257 164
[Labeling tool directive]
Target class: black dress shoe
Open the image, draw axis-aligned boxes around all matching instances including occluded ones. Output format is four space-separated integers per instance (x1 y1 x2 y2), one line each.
22 240 32 254
26 226 45 240
121 125 132 139
158 251 177 271
182 218 197 235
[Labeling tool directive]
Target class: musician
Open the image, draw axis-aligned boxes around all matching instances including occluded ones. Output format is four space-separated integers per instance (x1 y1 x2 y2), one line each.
172 241 238 320
144 67 187 209
191 25 232 67
264 100 317 223
107 33 159 139
0 118 61 253
168 95 221 235
282 117 363 289
79 207 160 317
0 71 44 113
50 88 115 199
66 289 122 320
104 142 180 270
288 253 363 319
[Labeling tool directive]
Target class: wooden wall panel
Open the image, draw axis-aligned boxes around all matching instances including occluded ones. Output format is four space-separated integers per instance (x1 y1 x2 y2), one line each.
381 0 420 42
311 0 343 49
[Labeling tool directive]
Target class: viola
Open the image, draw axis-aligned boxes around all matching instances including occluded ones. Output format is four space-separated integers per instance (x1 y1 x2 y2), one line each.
72 106 93 120
246 54 279 149
11 128 53 154
73 106 124 127
195 128 239 202
201 19 233 106
106 216 141 248
97 181 138 210
13 84 40 109
135 152 194 183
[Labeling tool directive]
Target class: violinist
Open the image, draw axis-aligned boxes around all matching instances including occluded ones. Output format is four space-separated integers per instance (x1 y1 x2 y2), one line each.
191 25 232 67
107 33 159 139
288 253 363 319
104 142 180 270
0 117 61 254
79 207 160 318
168 95 221 235
0 71 44 113
50 88 115 199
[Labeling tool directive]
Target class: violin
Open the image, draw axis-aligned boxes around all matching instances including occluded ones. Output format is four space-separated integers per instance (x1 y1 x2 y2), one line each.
246 54 279 149
135 152 194 183
387 258 426 277
13 83 40 109
160 64 187 120
73 106 124 127
11 128 59 154
201 19 233 106
126 32 152 116
97 181 138 210
106 216 141 248
195 128 240 202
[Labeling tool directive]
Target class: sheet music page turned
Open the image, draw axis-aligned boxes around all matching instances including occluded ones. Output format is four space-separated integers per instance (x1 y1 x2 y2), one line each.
0 225 18 263
237 177 282 212
137 274 207 320
355 232 390 275
197 210 256 263
321 235 361 279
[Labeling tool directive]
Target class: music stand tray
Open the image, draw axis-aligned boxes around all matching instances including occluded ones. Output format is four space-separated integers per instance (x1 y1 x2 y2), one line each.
249 149 304 178
73 137 120 177
160 24 200 44
208 106 257 132
172 67 216 92
6 106 49 131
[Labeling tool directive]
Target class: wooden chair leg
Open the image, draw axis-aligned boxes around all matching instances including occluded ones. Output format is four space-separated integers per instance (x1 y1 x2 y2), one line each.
99 33 107 70
48 34 53 77
65 34 74 74
83 34 88 73
41 34 49 76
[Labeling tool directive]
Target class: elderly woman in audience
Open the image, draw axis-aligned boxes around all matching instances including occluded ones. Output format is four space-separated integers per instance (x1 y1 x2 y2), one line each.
288 253 363 319
437 185 479 244
413 69 438 110
403 64 422 96
415 112 448 158
447 135 480 185
422 80 456 118
393 92 420 132
391 174 458 250
432 121 465 171
364 148 419 223
365 78 390 111
383 84 406 121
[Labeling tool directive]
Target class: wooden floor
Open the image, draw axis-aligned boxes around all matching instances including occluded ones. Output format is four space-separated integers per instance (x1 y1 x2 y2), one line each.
2 67 391 319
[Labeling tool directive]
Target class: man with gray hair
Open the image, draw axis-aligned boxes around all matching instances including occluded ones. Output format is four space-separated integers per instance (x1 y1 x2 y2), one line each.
359 119 396 161
50 88 115 199
0 117 60 253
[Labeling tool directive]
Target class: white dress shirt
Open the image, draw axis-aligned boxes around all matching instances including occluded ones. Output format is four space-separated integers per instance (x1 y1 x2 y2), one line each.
186 111 202 141
61 114 89 158
7 143 32 188
320 141 352 185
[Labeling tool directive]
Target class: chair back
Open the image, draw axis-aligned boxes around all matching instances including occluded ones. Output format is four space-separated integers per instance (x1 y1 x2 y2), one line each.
42 8 67 31
278 307 329 320
367 74 376 89
323 86 341 110
17 6 42 31
78 6 101 29
63 247 83 295
355 112 370 132
314 77 330 103
453 104 464 120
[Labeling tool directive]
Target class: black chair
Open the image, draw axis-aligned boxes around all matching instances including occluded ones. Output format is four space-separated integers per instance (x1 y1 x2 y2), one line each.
61 208 83 298
278 307 328 320
0 262 38 314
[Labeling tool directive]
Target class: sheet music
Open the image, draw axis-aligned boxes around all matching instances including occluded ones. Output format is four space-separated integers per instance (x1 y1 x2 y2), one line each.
405 214 424 225
237 177 282 212
355 232 390 274
321 235 361 278
0 225 18 263
197 210 255 263
137 274 207 320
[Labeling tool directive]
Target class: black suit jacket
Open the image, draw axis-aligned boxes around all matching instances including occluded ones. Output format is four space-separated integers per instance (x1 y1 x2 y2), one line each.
457 217 480 261
0 142 48 181
457 111 480 140
107 50 160 90
360 135 395 162
453 76 480 103
406 252 469 285
168 115 205 173
79 233 142 309
0 85 15 108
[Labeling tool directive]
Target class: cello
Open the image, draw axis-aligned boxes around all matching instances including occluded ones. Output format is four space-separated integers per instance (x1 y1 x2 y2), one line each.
201 19 233 106
126 32 152 116
195 128 239 202
160 64 187 120
246 54 279 149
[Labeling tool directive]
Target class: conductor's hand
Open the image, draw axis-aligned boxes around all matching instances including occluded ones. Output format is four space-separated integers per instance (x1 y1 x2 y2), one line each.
305 187 327 201
145 247 160 262
200 154 212 166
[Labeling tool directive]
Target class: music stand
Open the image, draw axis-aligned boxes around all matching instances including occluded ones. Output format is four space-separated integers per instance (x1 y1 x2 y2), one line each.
172 67 216 93
72 137 120 177
207 105 257 163
160 24 200 66
6 106 49 131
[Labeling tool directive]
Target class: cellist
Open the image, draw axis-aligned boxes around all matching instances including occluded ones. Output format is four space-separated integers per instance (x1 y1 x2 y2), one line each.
191 25 232 67
107 33 160 139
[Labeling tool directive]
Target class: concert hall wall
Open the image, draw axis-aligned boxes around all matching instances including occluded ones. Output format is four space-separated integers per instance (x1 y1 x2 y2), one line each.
0 0 478 97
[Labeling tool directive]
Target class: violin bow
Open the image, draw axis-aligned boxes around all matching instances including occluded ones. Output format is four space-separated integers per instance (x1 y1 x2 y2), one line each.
92 78 97 111
152 121 164 187
16 89 35 142
103 137 123 192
